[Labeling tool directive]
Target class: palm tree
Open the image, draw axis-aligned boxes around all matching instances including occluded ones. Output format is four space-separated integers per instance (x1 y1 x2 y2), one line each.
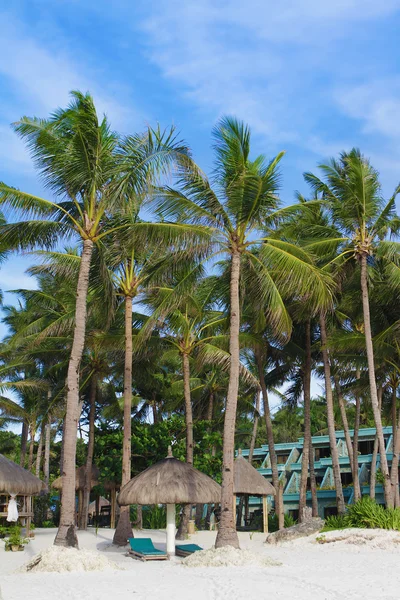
305 149 400 507
157 117 332 547
0 91 192 546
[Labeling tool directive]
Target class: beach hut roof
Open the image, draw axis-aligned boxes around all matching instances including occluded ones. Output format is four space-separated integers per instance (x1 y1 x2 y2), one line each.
118 447 221 506
234 449 275 496
0 454 46 495
52 465 100 491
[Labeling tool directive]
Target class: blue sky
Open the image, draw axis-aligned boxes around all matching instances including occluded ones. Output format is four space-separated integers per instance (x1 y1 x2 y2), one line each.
1 0 400 407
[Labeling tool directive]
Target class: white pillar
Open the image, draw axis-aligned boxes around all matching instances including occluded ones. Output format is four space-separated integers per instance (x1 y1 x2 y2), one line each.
166 503 175 555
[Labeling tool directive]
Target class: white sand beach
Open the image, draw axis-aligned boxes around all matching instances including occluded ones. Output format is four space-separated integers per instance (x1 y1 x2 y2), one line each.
1 527 400 600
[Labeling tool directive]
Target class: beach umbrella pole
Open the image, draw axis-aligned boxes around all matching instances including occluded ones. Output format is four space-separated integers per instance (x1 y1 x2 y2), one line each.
166 503 175 555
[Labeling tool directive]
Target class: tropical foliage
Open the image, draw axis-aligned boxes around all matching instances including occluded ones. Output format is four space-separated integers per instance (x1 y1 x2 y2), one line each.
0 91 399 547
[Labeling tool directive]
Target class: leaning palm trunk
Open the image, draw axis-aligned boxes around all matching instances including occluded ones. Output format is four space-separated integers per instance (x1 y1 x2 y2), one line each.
176 352 194 539
80 374 97 530
255 349 282 527
319 314 345 514
299 321 312 521
55 238 94 548
113 295 134 545
35 427 44 478
215 249 241 549
360 255 393 507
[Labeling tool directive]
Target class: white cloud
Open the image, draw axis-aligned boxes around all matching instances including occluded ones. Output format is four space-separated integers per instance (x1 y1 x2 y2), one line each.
0 11 143 174
335 78 400 138
137 0 400 152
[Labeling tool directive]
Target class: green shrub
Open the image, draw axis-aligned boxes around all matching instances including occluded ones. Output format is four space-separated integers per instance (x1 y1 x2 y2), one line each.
322 497 400 532
268 513 297 532
322 514 349 531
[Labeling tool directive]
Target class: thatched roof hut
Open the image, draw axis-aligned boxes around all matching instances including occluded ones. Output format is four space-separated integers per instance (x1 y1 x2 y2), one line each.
52 464 100 491
118 448 221 506
0 454 45 495
234 449 275 496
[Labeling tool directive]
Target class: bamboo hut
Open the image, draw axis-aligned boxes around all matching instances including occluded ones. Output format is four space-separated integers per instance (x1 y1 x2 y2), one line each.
53 465 100 527
118 447 221 555
234 448 275 533
0 454 45 533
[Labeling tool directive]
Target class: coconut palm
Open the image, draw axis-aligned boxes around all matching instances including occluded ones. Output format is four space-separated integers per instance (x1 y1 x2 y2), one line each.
304 149 400 506
0 91 192 546
156 117 332 547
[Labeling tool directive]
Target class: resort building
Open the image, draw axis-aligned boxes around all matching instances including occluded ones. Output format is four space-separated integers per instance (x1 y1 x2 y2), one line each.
241 426 395 519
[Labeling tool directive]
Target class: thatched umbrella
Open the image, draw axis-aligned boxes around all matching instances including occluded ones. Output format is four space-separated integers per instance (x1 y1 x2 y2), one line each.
0 454 45 495
118 447 221 555
234 449 275 533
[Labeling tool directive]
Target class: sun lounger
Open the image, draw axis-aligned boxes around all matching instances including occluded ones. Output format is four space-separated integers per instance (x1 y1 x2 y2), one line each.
128 537 168 561
175 543 203 557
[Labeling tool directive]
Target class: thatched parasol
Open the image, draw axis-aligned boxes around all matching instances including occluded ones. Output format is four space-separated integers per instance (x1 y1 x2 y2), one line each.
0 454 45 495
52 464 100 491
118 447 221 555
234 449 275 496
234 449 275 533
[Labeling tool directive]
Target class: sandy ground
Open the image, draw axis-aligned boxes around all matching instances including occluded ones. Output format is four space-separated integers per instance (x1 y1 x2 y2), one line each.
1 527 400 600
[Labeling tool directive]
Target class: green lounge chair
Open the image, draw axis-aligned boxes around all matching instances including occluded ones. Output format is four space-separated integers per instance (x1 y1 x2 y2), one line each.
175 543 203 557
128 537 168 561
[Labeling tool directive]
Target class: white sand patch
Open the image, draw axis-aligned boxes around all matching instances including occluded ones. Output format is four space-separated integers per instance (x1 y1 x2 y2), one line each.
181 546 282 568
313 528 400 549
19 546 124 573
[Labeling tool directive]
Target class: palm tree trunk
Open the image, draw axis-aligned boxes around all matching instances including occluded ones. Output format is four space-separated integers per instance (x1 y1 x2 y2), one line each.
353 393 361 502
334 375 355 475
35 426 44 478
176 351 194 539
319 314 345 514
390 384 400 506
309 437 318 517
257 348 282 518
28 425 35 471
44 416 51 489
20 422 28 467
80 374 97 530
299 321 312 522
113 295 134 545
249 391 260 463
370 434 379 500
360 254 393 507
207 392 214 422
215 248 241 549
255 348 282 527
54 237 94 548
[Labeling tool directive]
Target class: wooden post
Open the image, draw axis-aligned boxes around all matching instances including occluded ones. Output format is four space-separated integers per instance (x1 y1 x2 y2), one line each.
233 494 237 526
262 496 268 534
26 495 32 537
